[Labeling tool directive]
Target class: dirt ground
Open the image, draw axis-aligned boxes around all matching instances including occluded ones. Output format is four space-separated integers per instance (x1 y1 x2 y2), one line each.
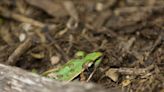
0 0 163 92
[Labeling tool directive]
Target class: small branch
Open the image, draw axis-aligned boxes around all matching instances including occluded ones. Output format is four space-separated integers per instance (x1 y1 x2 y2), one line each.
6 36 33 65
45 32 69 62
0 6 45 28
110 65 154 75
144 34 163 61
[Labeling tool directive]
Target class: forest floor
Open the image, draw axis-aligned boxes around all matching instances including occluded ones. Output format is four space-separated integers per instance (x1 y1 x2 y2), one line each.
0 0 163 92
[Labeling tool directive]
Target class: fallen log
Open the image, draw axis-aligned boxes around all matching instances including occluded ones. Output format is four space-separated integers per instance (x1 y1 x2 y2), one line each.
0 64 121 92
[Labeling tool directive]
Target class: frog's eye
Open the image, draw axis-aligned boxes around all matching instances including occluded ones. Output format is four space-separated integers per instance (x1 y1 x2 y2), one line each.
75 51 85 57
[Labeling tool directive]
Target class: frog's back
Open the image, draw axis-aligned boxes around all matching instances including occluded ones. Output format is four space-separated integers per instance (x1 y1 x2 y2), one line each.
54 59 85 81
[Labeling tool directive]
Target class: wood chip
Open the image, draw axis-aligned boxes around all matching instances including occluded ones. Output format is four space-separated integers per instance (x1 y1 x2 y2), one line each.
50 56 60 65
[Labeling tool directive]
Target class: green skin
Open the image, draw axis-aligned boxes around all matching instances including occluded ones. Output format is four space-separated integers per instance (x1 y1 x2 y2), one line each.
43 51 102 82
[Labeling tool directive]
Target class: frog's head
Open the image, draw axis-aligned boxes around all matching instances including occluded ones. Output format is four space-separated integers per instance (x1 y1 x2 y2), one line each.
84 52 102 61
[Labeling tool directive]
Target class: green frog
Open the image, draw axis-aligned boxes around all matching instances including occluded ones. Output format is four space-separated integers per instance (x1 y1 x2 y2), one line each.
43 51 102 82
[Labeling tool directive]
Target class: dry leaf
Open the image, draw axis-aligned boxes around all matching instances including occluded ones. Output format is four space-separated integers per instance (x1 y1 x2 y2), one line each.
105 68 119 82
121 79 131 87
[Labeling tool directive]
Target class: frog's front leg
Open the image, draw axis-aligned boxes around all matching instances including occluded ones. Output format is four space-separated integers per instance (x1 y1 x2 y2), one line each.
86 58 102 82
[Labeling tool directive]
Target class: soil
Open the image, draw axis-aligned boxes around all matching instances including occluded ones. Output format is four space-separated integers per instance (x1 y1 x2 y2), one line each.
0 0 163 92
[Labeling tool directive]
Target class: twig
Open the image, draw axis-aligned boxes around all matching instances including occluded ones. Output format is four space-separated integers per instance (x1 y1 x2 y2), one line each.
86 68 96 82
110 65 154 75
144 34 163 60
149 34 163 54
6 35 33 65
44 31 69 62
0 6 45 28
